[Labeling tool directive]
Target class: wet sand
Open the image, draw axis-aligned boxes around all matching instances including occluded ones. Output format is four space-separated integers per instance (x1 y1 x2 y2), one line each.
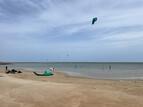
0 69 143 107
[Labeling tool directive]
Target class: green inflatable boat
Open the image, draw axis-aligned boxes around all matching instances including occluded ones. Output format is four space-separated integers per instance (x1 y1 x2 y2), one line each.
33 69 54 76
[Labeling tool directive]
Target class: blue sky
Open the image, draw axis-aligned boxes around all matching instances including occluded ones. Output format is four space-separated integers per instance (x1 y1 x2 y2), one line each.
0 0 143 62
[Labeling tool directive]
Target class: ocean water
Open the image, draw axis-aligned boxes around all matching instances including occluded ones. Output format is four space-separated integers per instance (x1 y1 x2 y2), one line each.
2 62 143 79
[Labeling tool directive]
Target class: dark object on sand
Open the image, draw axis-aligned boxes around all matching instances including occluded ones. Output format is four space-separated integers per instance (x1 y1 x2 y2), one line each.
33 72 53 76
92 17 97 25
18 71 22 73
6 69 17 74
6 69 22 74
33 70 53 76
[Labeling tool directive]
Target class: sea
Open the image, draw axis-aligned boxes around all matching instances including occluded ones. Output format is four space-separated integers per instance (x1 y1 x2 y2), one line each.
1 62 143 79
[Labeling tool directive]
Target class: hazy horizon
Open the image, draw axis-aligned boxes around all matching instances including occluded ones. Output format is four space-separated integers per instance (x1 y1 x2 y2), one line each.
0 0 143 62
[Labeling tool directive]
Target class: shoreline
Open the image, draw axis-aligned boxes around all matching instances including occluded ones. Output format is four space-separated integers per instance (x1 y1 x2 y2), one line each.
2 62 143 80
2 66 143 80
13 68 143 81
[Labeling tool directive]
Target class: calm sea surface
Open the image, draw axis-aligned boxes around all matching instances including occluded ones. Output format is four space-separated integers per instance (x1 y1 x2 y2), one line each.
2 62 143 79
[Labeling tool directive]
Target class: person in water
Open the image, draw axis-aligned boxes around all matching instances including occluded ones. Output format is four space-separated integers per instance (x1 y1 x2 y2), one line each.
109 65 111 70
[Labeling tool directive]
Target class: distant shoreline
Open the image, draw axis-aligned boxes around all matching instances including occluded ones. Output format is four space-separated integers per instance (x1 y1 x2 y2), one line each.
5 62 143 64
0 62 11 65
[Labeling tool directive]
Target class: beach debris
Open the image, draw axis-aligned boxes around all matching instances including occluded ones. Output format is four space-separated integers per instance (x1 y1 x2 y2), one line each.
92 17 98 25
33 69 54 76
18 71 22 73
6 69 22 74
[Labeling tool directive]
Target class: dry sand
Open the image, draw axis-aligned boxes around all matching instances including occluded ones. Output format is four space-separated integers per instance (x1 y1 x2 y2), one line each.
0 69 143 107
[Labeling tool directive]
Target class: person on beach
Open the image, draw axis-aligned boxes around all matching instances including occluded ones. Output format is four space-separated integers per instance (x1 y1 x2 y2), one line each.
49 67 55 72
6 66 8 71
109 65 111 70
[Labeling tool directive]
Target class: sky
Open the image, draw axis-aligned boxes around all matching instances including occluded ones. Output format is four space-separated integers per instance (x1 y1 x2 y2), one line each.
0 0 143 62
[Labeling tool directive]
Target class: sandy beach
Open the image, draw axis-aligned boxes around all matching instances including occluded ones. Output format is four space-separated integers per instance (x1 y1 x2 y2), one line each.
0 69 143 107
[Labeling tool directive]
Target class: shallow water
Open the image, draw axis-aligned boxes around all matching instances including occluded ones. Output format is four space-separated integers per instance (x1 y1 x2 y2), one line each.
2 62 143 79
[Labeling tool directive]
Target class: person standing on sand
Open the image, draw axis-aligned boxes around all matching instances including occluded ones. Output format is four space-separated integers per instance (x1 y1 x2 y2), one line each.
6 66 8 71
49 67 55 72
